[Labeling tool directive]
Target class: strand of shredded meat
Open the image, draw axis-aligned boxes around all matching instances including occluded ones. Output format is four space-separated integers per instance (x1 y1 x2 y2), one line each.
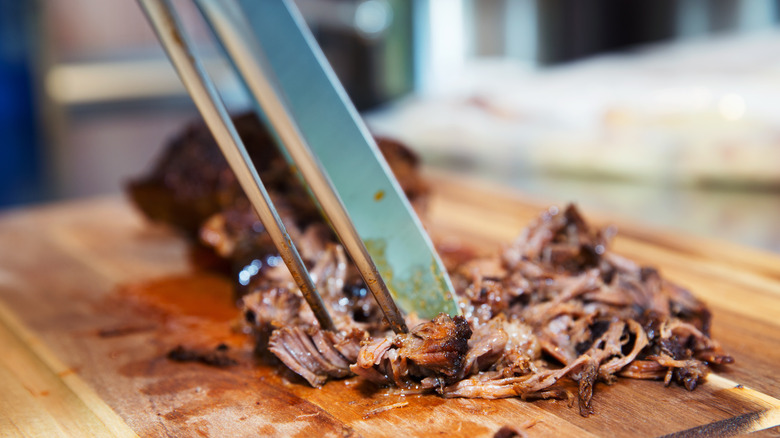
129 114 733 416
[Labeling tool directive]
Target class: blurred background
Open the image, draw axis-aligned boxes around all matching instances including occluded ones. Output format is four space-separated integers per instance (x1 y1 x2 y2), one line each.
2 0 780 252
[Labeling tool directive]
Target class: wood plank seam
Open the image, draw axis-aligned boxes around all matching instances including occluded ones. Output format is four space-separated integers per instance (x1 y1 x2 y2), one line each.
0 299 138 438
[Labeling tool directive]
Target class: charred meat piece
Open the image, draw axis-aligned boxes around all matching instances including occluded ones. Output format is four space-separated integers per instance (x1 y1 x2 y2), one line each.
128 113 280 237
167 344 238 368
396 314 472 378
349 314 472 388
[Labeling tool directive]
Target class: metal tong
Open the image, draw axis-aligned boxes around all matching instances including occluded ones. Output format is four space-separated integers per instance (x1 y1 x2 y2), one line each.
139 0 458 334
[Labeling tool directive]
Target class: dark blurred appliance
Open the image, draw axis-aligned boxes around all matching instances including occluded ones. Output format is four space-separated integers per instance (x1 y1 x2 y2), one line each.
295 0 415 110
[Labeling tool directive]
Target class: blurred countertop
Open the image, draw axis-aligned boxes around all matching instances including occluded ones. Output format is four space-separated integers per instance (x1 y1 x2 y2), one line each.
366 29 780 254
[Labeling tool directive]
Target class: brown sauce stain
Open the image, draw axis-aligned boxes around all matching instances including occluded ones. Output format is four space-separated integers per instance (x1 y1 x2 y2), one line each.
257 424 276 435
117 355 166 380
139 371 239 397
163 409 186 422
281 375 456 430
145 365 353 435
119 273 236 322
106 293 352 434
292 422 357 438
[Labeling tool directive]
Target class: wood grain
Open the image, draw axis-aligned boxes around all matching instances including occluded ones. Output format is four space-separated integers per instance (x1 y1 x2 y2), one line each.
0 300 138 438
0 177 779 437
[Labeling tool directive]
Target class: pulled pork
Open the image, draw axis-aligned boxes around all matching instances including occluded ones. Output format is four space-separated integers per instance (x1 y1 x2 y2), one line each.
129 114 732 416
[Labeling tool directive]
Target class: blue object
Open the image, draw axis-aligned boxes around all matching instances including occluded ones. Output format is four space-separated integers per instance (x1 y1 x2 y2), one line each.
0 0 43 207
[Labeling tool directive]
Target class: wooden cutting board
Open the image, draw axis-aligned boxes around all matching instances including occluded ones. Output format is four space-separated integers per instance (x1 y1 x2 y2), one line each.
0 174 778 437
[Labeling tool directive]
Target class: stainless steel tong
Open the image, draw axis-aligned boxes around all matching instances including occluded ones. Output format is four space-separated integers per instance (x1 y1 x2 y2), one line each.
139 0 460 334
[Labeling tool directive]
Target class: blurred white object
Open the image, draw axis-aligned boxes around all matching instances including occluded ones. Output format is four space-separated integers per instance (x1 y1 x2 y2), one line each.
367 29 780 187
415 0 467 94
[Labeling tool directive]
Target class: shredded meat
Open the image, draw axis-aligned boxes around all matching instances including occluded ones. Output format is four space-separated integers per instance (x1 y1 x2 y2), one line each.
278 204 731 413
129 115 732 417
268 327 365 387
